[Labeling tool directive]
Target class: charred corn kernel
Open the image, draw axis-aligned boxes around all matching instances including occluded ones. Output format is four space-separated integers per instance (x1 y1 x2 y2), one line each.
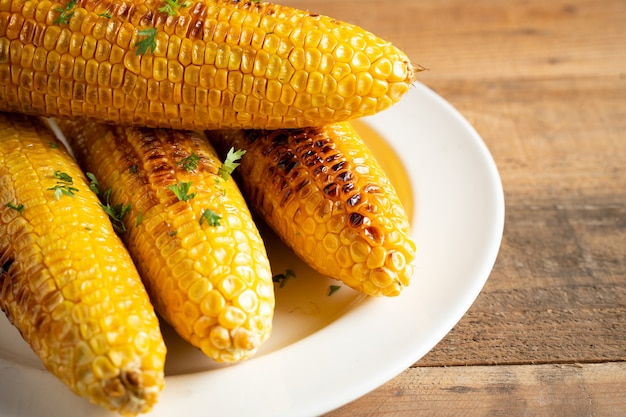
0 113 166 415
206 122 416 297
0 0 420 129
55 120 275 363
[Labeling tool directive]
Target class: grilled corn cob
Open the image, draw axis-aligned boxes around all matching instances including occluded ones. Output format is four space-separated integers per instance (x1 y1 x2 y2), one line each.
206 122 416 296
0 0 418 129
0 112 166 415
56 119 275 363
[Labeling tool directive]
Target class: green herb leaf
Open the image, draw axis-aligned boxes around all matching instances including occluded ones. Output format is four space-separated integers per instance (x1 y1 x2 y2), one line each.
272 269 296 288
135 210 144 227
53 0 77 25
217 148 246 180
328 285 342 296
168 181 196 202
49 184 79 199
199 208 221 226
100 188 131 233
53 170 73 183
177 151 201 171
158 0 188 16
86 172 100 195
47 171 78 199
135 28 158 56
5 202 24 214
98 11 113 18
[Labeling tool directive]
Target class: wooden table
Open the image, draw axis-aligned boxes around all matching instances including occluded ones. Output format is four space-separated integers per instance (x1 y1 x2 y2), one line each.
279 0 626 415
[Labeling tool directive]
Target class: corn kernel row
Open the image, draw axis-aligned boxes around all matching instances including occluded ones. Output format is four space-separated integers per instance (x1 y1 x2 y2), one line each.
0 112 166 415
206 122 416 296
0 0 417 129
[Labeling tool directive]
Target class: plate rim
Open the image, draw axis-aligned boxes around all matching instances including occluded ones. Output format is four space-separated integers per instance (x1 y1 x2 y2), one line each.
0 81 505 417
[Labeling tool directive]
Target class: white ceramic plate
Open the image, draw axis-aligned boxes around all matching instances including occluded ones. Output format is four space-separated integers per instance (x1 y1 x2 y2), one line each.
0 81 504 417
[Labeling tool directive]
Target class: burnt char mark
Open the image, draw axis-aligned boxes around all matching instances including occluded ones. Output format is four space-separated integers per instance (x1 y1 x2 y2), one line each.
313 164 328 177
141 9 155 25
336 171 353 183
347 193 361 207
276 151 295 170
314 139 327 148
244 129 261 144
280 188 293 207
323 183 339 198
116 2 136 20
190 19 205 38
342 182 355 194
136 129 172 177
276 155 299 175
1 258 13 273
235 0 273 15
0 257 14 291
272 131 290 146
349 212 364 227
164 129 214 175
295 179 310 192
331 160 346 172
304 154 323 167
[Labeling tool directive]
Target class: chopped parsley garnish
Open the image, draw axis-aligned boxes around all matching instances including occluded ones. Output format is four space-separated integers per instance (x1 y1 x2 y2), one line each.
168 181 196 202
53 170 73 183
129 164 139 174
98 11 113 18
86 172 101 195
49 142 59 149
272 269 296 288
47 170 78 199
53 0 77 25
217 148 246 180
49 183 78 199
199 208 221 226
5 202 24 214
135 210 144 227
328 285 342 296
158 0 189 16
135 28 158 56
100 189 132 233
177 152 201 171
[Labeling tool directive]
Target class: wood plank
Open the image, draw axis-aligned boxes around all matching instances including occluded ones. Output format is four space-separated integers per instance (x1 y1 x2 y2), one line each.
415 76 626 366
281 0 626 81
425 77 626 198
271 0 626 414
280 0 626 368
418 177 626 365
323 362 626 417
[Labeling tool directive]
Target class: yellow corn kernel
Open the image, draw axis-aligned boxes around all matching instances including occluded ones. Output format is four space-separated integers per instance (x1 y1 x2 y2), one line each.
55 119 275 363
0 113 166 415
0 0 420 129
206 122 416 297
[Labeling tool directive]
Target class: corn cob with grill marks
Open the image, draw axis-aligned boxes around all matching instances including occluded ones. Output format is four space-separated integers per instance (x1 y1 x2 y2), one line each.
55 119 275 363
206 122 416 297
0 112 166 415
0 0 419 130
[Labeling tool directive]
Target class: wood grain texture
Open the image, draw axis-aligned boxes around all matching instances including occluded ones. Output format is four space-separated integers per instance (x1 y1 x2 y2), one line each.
283 0 626 80
280 0 626 415
324 363 626 417
417 77 626 366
